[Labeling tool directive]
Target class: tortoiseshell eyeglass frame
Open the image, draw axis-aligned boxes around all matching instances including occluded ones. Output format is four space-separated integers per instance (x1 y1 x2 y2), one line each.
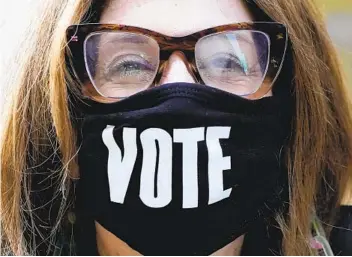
66 22 288 100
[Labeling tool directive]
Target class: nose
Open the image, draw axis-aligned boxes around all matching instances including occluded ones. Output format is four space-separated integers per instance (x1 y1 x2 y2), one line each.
158 51 197 85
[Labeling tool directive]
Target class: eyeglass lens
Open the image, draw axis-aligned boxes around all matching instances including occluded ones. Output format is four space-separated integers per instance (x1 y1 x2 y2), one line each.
84 30 270 98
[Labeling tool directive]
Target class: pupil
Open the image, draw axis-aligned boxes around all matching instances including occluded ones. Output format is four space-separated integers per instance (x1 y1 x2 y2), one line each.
224 60 232 69
213 58 232 69
126 63 138 70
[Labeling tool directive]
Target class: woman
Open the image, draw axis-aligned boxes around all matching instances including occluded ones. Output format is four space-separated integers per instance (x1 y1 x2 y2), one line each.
1 0 352 255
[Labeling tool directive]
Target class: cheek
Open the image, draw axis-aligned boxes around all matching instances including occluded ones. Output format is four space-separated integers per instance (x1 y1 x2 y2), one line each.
264 89 273 97
244 78 274 100
82 82 120 103
260 79 274 98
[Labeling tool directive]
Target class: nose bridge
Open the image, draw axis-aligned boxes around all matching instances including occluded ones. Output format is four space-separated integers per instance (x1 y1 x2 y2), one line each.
157 47 198 85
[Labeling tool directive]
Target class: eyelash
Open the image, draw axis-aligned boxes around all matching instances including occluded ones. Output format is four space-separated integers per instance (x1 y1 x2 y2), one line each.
104 54 154 77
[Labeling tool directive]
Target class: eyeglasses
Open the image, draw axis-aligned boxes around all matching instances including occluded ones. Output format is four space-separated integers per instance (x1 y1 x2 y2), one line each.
66 22 288 102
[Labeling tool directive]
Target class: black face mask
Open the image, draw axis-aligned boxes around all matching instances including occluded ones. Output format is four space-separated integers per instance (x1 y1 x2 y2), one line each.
76 82 292 256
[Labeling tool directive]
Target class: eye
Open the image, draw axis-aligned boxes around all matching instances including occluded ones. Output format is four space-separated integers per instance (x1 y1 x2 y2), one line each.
206 52 248 75
105 54 156 81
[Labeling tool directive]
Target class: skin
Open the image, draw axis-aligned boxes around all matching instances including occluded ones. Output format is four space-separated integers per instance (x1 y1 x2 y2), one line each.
95 0 255 255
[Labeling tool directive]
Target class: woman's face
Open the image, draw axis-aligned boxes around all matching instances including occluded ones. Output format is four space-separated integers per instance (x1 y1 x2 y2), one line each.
96 0 253 255
99 0 256 88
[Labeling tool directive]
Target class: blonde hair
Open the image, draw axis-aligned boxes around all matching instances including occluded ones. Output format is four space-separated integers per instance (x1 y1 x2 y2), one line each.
1 0 352 255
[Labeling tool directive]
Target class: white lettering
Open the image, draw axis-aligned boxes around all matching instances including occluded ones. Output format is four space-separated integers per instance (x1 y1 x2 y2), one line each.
102 125 137 204
139 128 173 208
174 127 205 208
102 126 233 208
206 127 232 205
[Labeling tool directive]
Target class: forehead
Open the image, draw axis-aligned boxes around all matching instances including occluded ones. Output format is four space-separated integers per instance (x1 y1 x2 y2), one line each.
100 0 253 37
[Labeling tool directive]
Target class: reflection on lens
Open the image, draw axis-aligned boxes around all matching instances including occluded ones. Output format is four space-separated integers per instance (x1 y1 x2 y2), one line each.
195 30 270 96
84 32 160 98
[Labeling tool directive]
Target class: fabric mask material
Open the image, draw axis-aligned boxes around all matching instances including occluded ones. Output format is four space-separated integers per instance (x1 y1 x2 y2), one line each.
76 82 292 256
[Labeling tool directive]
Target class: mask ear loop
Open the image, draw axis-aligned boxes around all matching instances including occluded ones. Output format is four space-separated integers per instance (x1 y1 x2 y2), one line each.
311 215 334 256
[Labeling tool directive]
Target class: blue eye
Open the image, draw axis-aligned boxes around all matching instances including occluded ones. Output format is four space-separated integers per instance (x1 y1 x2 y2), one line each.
211 56 239 69
116 60 151 76
106 54 155 79
207 53 248 75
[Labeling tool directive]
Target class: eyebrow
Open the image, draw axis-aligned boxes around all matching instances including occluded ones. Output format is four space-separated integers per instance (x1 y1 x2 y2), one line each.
98 33 150 45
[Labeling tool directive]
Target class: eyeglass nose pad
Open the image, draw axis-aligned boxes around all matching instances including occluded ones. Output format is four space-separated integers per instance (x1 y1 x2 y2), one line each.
177 52 203 84
154 60 168 85
155 51 200 86
187 60 203 84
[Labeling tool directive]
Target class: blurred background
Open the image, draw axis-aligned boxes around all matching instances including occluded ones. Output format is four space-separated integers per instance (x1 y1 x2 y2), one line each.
319 0 352 83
